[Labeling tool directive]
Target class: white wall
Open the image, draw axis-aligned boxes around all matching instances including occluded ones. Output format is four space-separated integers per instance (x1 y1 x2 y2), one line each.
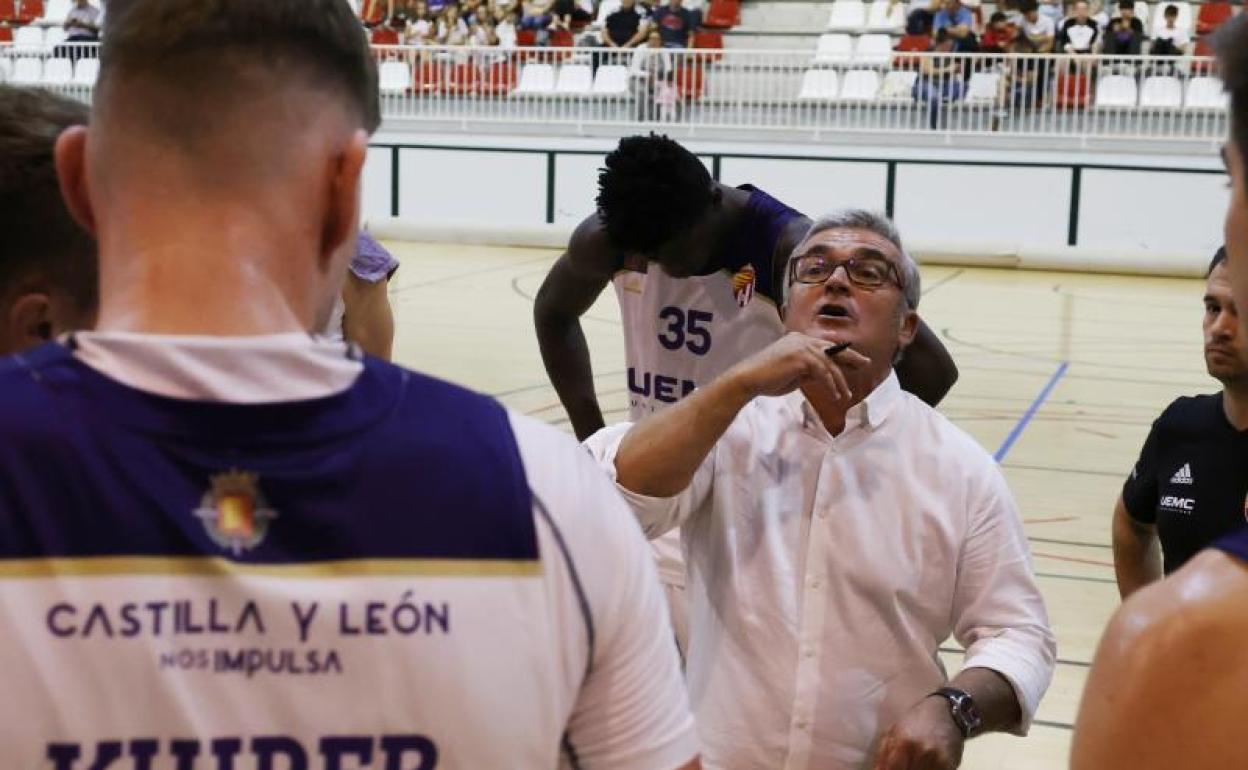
553 153 716 225
362 147 393 222
396 148 547 224
1078 168 1228 255
718 157 889 215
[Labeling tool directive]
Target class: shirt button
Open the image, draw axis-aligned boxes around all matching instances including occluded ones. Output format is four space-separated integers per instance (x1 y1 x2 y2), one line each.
808 578 821 590
817 508 829 520
795 719 809 731
803 647 816 659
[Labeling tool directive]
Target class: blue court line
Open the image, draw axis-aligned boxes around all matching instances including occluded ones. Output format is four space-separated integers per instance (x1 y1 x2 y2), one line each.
993 362 1070 463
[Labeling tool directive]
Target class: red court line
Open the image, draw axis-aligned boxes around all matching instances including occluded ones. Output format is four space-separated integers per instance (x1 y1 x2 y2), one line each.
1023 516 1079 525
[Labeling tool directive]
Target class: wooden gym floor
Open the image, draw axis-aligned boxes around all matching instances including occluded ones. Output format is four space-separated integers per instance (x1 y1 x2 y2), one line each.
385 240 1213 769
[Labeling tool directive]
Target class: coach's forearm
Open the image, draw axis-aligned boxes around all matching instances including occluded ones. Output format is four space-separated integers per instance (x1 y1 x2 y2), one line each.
947 667 1022 735
615 372 754 497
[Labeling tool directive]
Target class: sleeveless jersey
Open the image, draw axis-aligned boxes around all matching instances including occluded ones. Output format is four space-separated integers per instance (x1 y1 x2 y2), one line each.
0 342 691 769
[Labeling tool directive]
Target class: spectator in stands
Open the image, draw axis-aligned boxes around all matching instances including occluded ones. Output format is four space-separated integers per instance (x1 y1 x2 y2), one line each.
437 4 471 43
1058 0 1100 52
1102 0 1144 54
496 9 519 45
1006 35 1045 108
632 28 674 120
63 0 102 44
651 0 700 48
1020 0 1056 51
933 0 979 50
904 0 937 34
602 0 650 52
406 0 435 43
981 11 1018 51
549 0 590 39
1038 0 1062 23
470 16 499 44
912 30 966 129
494 0 520 20
520 0 555 42
1150 4 1190 55
428 0 452 15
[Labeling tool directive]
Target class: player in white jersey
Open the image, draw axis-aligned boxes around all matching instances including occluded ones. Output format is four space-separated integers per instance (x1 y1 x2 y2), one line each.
0 2 701 767
534 135 960 652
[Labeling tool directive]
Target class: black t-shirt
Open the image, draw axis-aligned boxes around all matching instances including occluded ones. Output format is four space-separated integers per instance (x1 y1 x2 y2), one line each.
1057 17 1099 50
605 8 642 44
1122 393 1248 574
651 6 696 45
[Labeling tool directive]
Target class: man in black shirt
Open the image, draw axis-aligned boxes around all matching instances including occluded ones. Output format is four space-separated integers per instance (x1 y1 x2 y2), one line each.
650 0 698 47
601 0 648 49
1102 0 1145 55
1112 248 1248 598
1057 0 1099 53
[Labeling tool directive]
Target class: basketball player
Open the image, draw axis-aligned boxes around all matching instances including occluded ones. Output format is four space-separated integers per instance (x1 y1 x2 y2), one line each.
0 2 699 768
0 85 95 356
534 133 959 652
1111 247 1248 598
1071 17 1248 767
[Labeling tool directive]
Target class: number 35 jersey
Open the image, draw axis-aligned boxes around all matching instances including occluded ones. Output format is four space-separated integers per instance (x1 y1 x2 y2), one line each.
610 185 801 421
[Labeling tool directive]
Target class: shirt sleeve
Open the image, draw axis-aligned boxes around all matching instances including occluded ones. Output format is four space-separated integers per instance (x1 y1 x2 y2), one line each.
583 422 717 540
952 463 1056 735
350 232 401 283
1121 413 1165 524
511 415 698 770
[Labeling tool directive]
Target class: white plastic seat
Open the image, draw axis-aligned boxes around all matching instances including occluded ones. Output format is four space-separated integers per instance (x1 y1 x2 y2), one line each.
879 69 917 101
11 57 42 85
591 64 630 96
865 0 906 31
814 33 854 64
965 71 1000 103
1184 76 1227 110
1139 75 1182 108
1150 1 1193 36
12 26 44 55
42 26 66 53
826 0 867 31
0 58 12 83
1095 74 1139 107
513 63 556 95
41 0 71 25
797 68 840 99
839 68 881 100
853 34 893 65
72 56 98 86
377 61 411 94
554 63 593 95
40 56 72 85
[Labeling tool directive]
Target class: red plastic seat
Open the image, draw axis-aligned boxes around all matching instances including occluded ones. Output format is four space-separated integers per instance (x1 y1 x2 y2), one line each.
549 27 574 46
703 0 739 29
674 60 704 100
478 60 518 95
371 26 400 45
443 61 477 94
690 29 723 61
15 0 42 24
413 59 444 93
1196 2 1232 35
892 33 932 67
0 24 11 42
360 0 386 25
1054 72 1091 110
516 28 538 46
0 0 15 23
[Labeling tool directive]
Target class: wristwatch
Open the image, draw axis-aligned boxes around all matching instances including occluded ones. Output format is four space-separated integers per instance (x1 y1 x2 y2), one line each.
930 687 982 738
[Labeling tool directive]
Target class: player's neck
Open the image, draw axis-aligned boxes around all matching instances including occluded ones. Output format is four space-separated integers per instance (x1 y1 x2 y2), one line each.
92 203 324 336
1222 385 1248 432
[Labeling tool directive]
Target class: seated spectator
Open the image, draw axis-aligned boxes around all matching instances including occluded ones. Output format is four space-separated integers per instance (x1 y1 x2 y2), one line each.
1150 4 1190 56
406 0 436 43
428 0 452 14
933 0 979 51
63 0 102 43
981 11 1019 51
1006 36 1045 108
904 0 937 34
631 28 675 120
1102 0 1144 55
496 9 519 45
1020 0 1056 51
437 4 471 43
520 0 554 38
912 30 966 129
651 0 700 48
549 0 591 37
1059 0 1100 52
1038 0 1062 23
602 0 649 50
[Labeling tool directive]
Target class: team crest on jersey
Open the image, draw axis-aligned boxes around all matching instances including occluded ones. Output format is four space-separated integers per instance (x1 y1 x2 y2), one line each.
731 264 756 307
194 470 278 556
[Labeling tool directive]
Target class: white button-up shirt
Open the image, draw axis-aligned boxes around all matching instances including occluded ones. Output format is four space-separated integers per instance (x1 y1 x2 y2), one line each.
586 372 1056 770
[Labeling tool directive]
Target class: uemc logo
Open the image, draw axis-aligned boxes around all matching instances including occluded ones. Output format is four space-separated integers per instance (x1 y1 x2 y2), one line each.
1160 495 1195 513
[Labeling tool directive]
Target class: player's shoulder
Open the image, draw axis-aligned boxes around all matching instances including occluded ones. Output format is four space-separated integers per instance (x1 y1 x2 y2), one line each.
566 214 623 275
0 342 81 437
1154 393 1223 434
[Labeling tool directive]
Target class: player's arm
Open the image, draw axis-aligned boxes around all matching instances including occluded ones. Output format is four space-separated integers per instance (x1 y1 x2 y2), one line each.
342 272 396 361
534 217 619 441
1112 495 1161 599
1072 550 1248 769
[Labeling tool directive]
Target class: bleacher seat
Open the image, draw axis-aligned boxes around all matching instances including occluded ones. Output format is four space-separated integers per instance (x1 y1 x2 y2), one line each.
826 0 866 31
554 63 592 94
41 24 64 53
377 61 411 94
704 0 740 28
0 0 16 23
814 33 853 64
549 27 575 47
1095 74 1138 107
1185 76 1227 110
879 69 917 102
11 56 40 84
0 25 11 43
15 0 43 24
72 56 97 86
477 61 517 95
854 34 892 65
513 63 556 95
40 55 70 85
1054 71 1092 110
797 68 840 99
865 0 905 32
12 25 42 54
592 64 630 96
0 57 12 82
965 71 999 103
1197 1 1233 34
1150 1 1192 36
1139 75 1182 108
839 69 880 100
371 26 399 45
39 0 68 25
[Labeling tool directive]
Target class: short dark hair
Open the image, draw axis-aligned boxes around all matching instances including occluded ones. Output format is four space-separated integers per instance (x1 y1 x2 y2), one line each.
98 0 380 143
1216 15 1248 196
1208 246 1228 277
1118 0 1133 11
0 86 96 313
1164 4 1178 16
597 135 715 255
989 11 1007 23
1020 0 1039 14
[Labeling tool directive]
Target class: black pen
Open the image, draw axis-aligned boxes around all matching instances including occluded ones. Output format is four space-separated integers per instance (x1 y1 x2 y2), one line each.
825 342 852 357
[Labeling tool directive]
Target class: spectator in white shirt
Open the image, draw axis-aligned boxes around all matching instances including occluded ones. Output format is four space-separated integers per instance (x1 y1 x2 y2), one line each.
1058 0 1100 52
1150 3 1190 55
64 0 102 42
1020 0 1056 51
588 209 1056 770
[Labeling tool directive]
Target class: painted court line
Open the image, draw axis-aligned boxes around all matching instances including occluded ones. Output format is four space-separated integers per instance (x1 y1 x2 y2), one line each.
993 362 1070 463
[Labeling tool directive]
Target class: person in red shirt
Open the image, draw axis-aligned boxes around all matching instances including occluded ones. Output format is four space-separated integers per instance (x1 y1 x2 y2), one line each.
980 11 1018 51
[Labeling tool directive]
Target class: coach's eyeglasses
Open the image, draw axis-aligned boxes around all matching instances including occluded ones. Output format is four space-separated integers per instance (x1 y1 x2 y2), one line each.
788 253 905 292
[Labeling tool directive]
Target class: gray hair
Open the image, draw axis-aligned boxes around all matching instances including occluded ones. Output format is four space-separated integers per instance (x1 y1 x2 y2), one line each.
782 209 921 311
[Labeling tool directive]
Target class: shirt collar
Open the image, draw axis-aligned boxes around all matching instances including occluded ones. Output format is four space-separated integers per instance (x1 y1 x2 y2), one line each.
792 370 904 436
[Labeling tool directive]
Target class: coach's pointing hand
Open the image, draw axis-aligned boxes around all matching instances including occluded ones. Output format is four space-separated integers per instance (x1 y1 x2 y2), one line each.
872 696 965 770
725 332 870 402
